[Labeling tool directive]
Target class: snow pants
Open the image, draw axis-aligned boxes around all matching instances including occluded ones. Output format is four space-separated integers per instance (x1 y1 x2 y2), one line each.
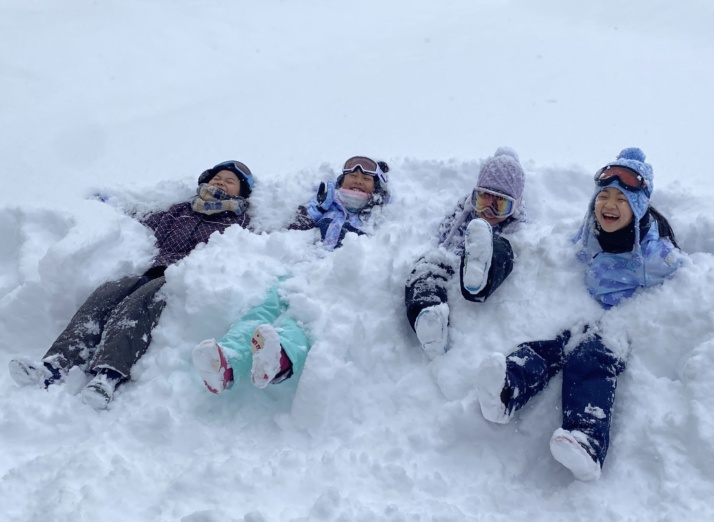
42 274 167 378
504 329 626 466
218 283 310 385
404 234 514 330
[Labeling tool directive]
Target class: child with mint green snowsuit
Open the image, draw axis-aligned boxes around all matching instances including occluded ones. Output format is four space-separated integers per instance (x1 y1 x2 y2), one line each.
215 283 308 389
192 156 390 394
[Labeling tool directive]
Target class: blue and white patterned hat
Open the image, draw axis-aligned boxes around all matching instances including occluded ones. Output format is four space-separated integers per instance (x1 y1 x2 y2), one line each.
574 147 655 254
596 147 653 222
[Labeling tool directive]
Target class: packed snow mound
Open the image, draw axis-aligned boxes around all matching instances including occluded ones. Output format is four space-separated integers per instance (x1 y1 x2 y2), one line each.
1 158 713 521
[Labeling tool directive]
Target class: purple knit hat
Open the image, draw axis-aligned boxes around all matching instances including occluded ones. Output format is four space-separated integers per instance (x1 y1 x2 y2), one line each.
476 147 525 200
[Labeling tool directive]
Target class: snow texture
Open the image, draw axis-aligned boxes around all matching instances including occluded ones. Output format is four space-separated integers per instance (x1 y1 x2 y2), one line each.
2 1 714 521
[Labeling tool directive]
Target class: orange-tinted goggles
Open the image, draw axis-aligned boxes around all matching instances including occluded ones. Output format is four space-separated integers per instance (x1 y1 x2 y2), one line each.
595 165 648 194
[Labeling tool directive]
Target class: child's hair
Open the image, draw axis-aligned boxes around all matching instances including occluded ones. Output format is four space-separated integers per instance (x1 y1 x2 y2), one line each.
648 206 680 250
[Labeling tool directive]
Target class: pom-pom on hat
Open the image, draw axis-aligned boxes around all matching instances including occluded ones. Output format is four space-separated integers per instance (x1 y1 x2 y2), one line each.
198 160 255 199
476 147 526 201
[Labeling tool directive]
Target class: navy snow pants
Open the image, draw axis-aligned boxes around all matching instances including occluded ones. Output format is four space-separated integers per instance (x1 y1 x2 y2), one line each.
505 329 626 466
404 234 514 330
42 274 167 378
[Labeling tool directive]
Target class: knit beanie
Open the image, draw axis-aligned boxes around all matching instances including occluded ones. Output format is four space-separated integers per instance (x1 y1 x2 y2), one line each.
476 147 526 200
575 147 654 254
198 160 255 199
596 147 653 223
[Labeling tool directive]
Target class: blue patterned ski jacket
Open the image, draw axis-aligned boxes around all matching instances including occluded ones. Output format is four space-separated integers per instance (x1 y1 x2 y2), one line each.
574 217 682 309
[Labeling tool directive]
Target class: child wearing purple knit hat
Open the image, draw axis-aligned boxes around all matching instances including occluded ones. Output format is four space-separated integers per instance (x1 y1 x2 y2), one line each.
405 147 528 359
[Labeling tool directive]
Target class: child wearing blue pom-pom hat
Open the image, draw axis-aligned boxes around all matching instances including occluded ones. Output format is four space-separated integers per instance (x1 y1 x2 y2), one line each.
476 147 683 481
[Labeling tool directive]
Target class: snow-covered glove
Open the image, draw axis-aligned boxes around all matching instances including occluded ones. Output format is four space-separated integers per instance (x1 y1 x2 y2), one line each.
191 184 248 215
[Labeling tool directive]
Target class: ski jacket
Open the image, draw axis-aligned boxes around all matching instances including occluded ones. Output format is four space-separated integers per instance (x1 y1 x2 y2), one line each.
575 219 681 309
141 201 250 268
437 194 527 256
288 199 369 251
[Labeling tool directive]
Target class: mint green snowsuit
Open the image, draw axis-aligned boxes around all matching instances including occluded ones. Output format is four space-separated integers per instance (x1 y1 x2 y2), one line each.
218 282 310 384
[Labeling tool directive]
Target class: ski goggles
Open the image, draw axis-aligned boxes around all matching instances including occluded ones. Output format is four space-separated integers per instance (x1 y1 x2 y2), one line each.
471 188 516 219
342 156 388 186
594 165 648 194
213 160 255 189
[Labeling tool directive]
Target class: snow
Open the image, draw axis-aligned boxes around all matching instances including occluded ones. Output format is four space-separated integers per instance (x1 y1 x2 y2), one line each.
2 1 714 520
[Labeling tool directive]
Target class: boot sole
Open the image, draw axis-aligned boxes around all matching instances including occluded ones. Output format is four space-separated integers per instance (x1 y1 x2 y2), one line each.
550 428 602 481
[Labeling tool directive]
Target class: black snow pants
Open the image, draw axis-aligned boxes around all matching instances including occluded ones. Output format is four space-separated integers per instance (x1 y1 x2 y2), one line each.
42 274 167 378
404 234 514 330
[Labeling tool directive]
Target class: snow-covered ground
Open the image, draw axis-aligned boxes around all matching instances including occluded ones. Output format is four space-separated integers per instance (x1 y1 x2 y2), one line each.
2 1 714 521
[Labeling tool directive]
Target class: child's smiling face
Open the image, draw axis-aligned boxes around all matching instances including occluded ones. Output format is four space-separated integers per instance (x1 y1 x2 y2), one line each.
594 186 634 233
341 170 375 195
208 170 241 197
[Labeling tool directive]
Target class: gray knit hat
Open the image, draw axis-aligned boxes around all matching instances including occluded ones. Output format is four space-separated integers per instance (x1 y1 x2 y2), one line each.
476 147 525 200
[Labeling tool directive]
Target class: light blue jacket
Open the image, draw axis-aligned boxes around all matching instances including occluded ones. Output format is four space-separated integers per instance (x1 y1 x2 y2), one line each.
575 219 682 309
306 181 369 251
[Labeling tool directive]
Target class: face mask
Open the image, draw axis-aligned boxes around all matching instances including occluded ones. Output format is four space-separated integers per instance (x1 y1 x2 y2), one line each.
336 188 371 212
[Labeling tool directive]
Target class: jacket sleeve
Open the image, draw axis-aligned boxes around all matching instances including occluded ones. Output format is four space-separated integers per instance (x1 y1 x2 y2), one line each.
287 206 316 231
138 203 183 234
641 235 683 288
437 199 464 244
437 195 474 255
139 210 164 234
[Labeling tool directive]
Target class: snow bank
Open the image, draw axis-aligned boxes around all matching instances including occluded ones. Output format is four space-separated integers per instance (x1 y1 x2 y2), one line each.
1 157 713 521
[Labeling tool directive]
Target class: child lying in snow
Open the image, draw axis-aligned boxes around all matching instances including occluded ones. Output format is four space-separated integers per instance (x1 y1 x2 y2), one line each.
404 147 528 359
9 161 255 409
287 155 391 250
476 148 683 481
192 156 391 393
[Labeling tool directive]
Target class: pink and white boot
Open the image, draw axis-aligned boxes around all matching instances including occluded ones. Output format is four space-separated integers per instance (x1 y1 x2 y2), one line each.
250 324 292 389
192 339 234 394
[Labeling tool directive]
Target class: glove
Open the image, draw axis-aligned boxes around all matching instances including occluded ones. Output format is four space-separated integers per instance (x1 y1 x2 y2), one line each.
313 180 335 213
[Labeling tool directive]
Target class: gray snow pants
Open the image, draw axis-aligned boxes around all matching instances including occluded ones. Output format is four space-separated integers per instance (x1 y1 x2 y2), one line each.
42 275 167 378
